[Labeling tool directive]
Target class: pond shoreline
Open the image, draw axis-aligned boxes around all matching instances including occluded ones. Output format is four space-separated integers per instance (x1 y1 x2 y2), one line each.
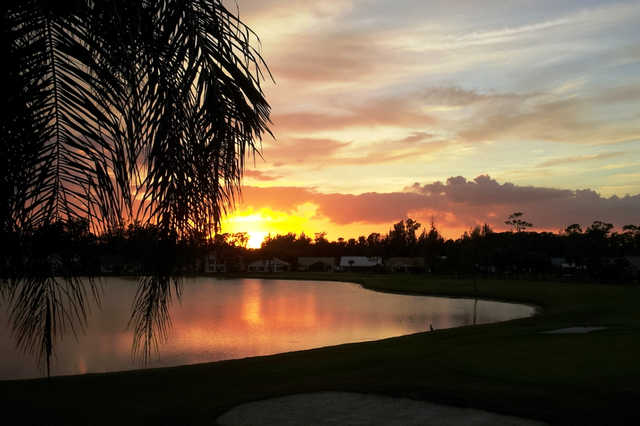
1 275 535 381
1 273 639 425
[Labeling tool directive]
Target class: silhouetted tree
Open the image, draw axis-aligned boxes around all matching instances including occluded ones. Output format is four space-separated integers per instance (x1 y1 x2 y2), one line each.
622 225 640 253
565 224 583 234
505 212 533 233
418 220 445 272
388 218 421 255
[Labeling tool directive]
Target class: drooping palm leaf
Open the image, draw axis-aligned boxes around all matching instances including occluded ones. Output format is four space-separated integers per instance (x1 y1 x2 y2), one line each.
131 0 273 236
128 274 182 364
2 0 271 373
8 272 101 378
2 0 272 236
2 1 128 233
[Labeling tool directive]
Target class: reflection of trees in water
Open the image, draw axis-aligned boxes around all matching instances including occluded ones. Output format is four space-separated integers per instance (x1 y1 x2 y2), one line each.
3 264 184 376
1 226 187 377
129 275 182 364
6 274 101 378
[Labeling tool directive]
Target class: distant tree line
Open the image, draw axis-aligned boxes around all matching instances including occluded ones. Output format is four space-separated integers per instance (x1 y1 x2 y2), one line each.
258 216 640 282
2 214 640 283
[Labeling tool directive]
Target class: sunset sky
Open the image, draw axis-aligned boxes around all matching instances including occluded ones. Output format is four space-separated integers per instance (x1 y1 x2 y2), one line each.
220 0 640 246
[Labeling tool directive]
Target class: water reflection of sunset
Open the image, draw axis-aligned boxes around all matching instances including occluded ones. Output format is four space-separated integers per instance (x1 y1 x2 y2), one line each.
0 278 534 380
242 280 263 326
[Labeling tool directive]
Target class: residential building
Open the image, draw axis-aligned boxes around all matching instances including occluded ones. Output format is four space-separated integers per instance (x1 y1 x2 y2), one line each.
385 257 426 273
247 258 290 273
205 252 226 273
297 257 336 272
339 256 382 272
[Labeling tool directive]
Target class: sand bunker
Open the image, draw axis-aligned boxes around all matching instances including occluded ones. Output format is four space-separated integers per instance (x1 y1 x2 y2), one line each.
217 392 548 426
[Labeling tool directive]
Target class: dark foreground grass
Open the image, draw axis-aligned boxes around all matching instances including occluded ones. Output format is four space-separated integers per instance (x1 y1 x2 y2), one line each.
1 274 639 425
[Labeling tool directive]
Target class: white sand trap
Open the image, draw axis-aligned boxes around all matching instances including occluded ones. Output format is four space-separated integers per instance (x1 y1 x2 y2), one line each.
217 392 548 426
542 326 608 334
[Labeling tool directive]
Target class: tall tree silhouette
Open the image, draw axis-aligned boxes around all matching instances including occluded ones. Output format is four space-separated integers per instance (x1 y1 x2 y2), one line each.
505 212 532 233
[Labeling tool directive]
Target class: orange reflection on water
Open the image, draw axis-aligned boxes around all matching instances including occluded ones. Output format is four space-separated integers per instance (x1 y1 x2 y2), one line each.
242 280 264 327
267 282 318 328
0 278 535 380
76 356 88 375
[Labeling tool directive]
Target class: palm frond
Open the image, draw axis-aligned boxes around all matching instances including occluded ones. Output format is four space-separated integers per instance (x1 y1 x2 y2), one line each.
2 1 271 370
2 0 272 236
7 273 101 377
128 275 182 364
133 0 272 236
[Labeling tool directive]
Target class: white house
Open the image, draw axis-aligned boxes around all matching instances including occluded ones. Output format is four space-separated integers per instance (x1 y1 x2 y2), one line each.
297 257 336 272
205 252 226 273
339 256 382 271
247 258 290 273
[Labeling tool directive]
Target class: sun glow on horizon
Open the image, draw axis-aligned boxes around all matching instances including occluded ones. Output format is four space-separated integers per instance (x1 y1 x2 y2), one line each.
247 231 268 249
221 203 320 248
220 202 476 247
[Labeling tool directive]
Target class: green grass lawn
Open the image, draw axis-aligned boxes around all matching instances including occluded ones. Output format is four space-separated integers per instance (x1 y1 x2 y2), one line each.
2 273 639 425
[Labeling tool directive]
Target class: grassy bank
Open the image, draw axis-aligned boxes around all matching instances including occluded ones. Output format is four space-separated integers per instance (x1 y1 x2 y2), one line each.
2 273 639 425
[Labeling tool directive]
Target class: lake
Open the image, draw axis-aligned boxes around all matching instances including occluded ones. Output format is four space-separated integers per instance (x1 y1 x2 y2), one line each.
0 277 535 380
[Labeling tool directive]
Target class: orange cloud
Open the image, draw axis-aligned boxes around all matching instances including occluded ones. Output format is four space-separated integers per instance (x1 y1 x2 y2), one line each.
261 134 451 171
270 31 387 83
262 137 350 165
272 94 437 133
235 176 640 238
243 169 282 181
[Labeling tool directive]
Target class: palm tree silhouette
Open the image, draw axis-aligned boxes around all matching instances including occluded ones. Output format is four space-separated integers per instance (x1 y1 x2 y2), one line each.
2 0 272 376
2 0 272 236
